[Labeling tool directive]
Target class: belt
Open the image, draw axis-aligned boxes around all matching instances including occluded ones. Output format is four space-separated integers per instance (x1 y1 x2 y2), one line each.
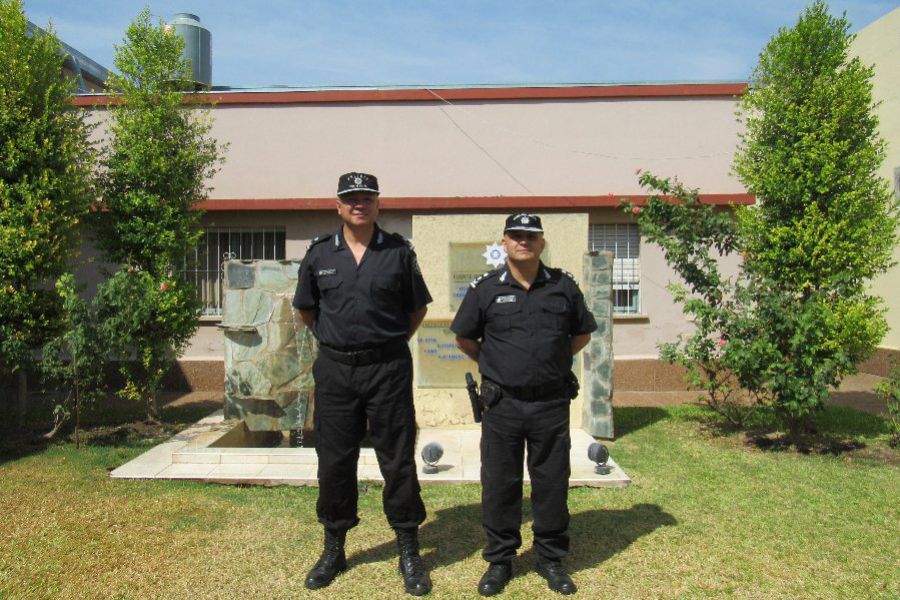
318 338 407 366
495 378 568 402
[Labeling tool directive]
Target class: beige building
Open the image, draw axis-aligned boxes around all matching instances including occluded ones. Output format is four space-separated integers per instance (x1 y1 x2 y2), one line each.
77 82 750 391
853 7 900 376
74 69 895 391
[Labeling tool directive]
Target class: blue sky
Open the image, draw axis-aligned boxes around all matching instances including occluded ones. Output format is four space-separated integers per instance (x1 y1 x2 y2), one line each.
22 1 899 88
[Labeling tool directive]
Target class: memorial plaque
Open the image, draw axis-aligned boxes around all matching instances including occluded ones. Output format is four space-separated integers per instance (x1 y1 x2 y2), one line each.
416 320 473 388
416 321 574 390
449 242 503 310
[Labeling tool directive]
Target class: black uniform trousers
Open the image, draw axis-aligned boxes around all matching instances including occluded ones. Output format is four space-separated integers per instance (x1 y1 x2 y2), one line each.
312 345 426 532
481 392 571 563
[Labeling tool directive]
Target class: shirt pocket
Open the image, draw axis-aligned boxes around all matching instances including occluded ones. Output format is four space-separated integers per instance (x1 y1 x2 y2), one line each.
371 275 401 304
317 275 343 297
539 297 569 333
487 299 522 331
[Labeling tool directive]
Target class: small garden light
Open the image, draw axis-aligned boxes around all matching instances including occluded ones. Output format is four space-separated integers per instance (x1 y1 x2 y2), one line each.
421 441 443 474
588 442 611 475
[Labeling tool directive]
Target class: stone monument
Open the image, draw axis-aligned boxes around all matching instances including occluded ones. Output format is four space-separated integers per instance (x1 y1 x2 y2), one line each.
220 260 316 437
581 251 615 438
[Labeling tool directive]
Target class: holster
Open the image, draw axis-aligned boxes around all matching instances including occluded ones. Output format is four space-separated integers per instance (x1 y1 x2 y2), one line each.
480 381 502 409
565 370 580 400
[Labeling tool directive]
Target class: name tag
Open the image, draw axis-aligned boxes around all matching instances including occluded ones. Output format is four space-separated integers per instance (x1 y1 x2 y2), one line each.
495 294 516 304
317 268 337 277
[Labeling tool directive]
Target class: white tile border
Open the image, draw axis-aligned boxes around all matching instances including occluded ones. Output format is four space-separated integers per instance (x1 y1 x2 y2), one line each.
110 411 631 487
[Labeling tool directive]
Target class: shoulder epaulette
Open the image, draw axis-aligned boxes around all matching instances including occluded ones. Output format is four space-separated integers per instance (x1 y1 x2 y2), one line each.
306 233 332 251
560 269 577 281
470 270 499 289
383 230 416 251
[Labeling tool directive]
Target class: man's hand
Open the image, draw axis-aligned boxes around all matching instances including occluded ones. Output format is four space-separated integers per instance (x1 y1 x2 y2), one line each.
571 333 591 356
407 306 428 340
456 336 481 362
295 309 315 330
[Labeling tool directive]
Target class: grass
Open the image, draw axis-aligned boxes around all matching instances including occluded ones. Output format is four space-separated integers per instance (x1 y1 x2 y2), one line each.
0 401 897 599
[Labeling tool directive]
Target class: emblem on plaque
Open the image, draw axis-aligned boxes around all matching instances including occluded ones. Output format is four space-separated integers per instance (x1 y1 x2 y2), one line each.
482 242 507 268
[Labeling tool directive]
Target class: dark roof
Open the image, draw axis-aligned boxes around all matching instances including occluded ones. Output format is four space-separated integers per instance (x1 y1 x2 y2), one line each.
26 21 109 91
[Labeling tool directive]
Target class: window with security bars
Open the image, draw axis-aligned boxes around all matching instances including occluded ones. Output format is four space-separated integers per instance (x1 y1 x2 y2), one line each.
588 224 640 314
184 227 286 316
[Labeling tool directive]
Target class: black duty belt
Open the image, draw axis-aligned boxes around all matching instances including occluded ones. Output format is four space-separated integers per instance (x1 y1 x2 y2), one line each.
318 338 407 366
495 378 568 402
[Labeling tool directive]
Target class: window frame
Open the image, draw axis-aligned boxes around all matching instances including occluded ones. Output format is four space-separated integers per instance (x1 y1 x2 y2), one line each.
588 223 641 315
184 226 287 317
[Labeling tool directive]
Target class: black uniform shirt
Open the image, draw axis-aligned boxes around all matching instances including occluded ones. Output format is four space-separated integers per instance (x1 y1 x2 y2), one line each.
293 224 432 350
450 263 597 387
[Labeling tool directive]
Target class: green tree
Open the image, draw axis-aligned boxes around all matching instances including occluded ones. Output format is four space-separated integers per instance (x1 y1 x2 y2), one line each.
733 1 898 433
0 0 94 421
628 2 899 439
94 8 223 421
41 275 105 447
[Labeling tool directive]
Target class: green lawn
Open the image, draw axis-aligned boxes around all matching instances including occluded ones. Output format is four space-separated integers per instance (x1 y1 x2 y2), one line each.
0 403 896 599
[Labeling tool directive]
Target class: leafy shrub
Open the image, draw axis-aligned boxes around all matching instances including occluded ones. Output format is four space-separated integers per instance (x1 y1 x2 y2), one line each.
40 275 105 446
876 367 899 448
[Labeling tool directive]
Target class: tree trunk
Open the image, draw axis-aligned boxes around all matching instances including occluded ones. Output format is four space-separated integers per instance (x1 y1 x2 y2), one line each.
146 389 160 424
785 413 817 449
44 391 73 441
73 363 81 449
75 391 81 450
16 371 27 430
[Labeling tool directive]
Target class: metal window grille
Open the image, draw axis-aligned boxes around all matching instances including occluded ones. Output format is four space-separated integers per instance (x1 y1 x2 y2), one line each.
183 227 286 316
588 224 640 314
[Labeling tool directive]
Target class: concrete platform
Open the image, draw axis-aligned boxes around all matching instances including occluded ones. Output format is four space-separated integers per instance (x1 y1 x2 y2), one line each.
110 410 631 487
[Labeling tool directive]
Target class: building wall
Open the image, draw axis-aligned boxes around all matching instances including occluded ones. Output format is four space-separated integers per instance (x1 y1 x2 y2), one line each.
81 86 749 389
183 91 747 368
852 8 900 358
178 205 740 362
205 97 744 200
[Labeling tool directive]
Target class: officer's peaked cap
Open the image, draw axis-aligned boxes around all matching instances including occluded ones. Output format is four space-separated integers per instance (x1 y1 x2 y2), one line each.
503 213 543 233
337 172 380 196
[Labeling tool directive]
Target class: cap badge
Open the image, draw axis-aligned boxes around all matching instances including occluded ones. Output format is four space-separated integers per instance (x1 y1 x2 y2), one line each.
519 216 529 224
354 176 362 185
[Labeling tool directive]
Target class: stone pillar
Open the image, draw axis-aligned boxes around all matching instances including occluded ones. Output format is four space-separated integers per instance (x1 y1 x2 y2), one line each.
582 251 614 438
221 260 316 432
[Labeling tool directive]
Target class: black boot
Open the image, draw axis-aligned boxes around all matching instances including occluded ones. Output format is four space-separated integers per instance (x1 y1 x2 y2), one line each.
536 557 577 595
396 528 432 596
304 529 347 590
477 561 512 596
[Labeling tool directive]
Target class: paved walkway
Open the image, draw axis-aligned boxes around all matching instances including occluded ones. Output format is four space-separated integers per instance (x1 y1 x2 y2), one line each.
112 373 886 487
110 411 630 487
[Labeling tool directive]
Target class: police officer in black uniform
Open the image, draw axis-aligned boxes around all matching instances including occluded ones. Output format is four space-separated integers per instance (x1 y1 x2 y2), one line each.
451 214 597 596
293 172 432 596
